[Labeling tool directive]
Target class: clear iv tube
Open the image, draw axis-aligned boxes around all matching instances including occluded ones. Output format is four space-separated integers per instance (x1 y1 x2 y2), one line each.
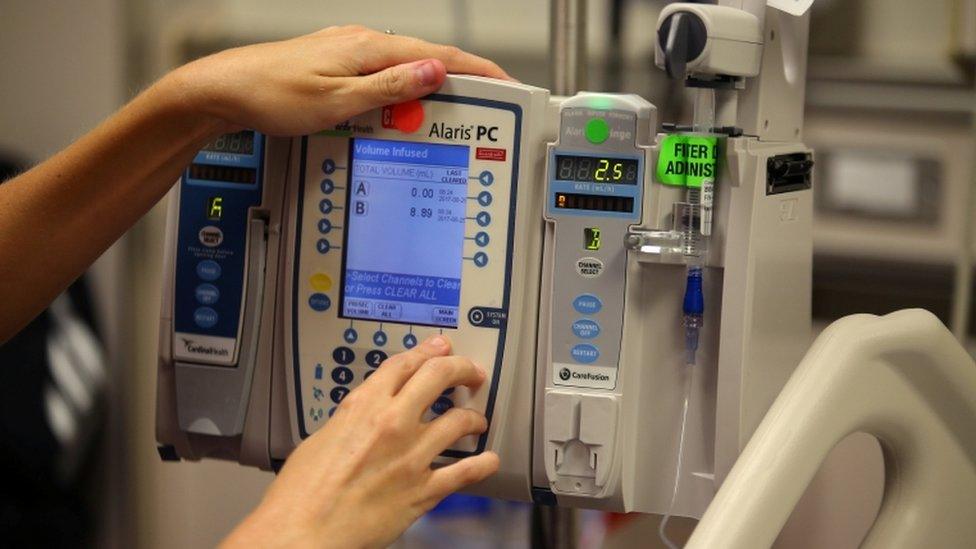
658 362 694 549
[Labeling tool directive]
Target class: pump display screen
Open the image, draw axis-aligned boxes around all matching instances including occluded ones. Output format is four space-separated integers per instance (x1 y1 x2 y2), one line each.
341 138 469 328
555 155 639 184
202 130 255 155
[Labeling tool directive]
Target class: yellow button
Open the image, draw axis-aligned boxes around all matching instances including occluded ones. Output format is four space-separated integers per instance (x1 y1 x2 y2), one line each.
310 273 333 292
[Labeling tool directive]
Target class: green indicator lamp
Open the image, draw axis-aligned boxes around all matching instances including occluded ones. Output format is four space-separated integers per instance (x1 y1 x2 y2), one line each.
585 118 610 144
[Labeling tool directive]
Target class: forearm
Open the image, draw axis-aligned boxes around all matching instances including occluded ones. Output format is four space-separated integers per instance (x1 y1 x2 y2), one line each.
0 73 226 341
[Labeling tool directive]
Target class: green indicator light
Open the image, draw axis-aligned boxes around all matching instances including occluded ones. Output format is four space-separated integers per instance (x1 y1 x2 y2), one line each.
584 118 610 144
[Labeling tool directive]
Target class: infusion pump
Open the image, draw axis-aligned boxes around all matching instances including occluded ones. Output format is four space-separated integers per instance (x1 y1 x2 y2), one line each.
157 75 813 517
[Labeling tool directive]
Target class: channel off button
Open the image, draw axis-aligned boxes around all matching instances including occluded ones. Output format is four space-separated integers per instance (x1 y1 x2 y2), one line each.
571 318 600 339
572 294 602 315
570 343 600 364
195 283 220 305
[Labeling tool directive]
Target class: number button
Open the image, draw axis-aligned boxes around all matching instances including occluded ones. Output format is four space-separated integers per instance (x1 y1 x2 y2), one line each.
332 347 355 365
331 366 353 385
365 350 387 368
431 396 454 415
330 386 350 404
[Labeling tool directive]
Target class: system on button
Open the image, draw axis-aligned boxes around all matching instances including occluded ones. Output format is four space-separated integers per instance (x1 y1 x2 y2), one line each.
196 260 221 281
572 294 603 315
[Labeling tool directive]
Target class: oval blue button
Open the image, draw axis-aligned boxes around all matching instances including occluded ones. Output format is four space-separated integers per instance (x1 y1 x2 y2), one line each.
570 343 600 364
193 307 219 329
195 283 220 305
572 294 602 315
431 396 454 415
308 293 331 312
196 260 221 281
571 318 601 339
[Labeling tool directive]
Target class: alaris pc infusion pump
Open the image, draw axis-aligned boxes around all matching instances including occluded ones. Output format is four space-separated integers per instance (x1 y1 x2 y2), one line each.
158 4 814 518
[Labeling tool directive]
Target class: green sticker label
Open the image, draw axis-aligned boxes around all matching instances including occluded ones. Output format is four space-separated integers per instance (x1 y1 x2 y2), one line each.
657 135 720 188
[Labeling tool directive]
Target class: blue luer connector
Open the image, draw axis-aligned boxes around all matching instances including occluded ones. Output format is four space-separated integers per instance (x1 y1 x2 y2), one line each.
682 267 704 316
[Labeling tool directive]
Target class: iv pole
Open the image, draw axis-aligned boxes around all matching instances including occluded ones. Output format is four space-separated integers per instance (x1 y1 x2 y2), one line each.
532 2 587 548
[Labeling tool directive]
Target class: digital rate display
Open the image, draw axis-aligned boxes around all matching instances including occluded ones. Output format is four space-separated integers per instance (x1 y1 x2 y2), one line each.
555 155 639 184
202 130 255 155
341 138 470 328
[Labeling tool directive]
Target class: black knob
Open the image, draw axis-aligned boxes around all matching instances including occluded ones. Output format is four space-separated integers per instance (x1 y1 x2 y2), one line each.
658 11 708 80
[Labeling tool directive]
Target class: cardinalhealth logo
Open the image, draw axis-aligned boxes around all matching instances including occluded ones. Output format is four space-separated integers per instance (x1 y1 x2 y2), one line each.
181 338 230 357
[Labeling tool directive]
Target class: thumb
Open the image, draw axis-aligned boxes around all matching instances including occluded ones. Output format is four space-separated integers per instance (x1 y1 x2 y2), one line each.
353 59 446 111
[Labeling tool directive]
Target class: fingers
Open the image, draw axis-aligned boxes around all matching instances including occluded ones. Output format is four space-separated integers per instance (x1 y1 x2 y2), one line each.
354 32 513 81
364 335 453 394
342 59 447 115
417 407 488 459
424 452 500 503
396 355 486 411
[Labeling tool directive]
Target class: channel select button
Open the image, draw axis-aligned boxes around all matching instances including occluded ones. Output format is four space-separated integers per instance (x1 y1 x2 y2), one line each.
572 294 602 315
570 343 600 364
193 307 219 329
571 318 601 339
198 226 223 248
308 293 331 312
196 260 221 281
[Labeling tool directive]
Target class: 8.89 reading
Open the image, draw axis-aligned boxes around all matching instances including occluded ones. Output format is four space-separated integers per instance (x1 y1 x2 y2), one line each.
410 207 433 218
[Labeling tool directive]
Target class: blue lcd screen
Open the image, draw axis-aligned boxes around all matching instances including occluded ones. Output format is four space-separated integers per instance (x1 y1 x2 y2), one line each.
341 138 470 328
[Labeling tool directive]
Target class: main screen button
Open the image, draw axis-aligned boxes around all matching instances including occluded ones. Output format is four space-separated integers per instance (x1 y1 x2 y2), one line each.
332 347 355 365
193 307 219 329
308 293 332 312
196 260 221 281
572 294 603 315
194 283 220 305
570 344 600 364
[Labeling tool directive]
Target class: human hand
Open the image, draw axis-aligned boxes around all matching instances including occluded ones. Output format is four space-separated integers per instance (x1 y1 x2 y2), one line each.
163 25 513 136
222 335 498 548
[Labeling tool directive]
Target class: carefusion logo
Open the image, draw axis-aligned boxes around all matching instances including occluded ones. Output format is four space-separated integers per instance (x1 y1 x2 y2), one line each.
553 363 616 389
181 337 230 358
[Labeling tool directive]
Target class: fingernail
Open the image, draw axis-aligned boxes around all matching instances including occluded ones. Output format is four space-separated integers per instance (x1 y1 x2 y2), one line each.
425 335 448 349
414 61 438 86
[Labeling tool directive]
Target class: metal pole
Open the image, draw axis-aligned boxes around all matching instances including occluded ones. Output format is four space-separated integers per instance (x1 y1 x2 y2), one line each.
550 0 588 95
